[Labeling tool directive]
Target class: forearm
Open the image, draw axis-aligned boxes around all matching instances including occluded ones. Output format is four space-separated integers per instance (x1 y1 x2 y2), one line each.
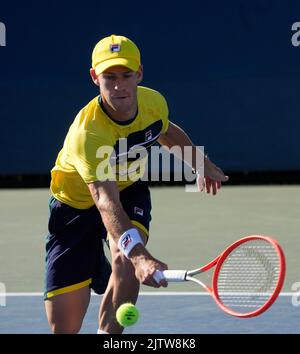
159 122 205 171
96 193 159 265
97 196 133 243
88 181 151 261
89 181 134 243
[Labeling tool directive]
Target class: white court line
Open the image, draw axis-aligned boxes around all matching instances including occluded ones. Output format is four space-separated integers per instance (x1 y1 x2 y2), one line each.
2 292 295 297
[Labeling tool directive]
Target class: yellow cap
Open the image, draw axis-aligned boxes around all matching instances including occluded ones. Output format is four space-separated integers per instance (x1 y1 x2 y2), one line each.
92 35 141 75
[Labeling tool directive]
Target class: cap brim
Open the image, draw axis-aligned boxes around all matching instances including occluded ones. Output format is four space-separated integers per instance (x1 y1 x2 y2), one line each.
94 58 140 75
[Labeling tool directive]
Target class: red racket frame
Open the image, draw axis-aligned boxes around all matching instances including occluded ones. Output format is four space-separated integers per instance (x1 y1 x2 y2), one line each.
191 235 286 317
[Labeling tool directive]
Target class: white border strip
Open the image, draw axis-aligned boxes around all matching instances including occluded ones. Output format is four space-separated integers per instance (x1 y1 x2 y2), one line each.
2 292 295 297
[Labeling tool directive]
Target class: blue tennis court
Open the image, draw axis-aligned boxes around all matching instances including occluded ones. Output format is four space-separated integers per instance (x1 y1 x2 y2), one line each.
0 293 298 334
0 187 299 334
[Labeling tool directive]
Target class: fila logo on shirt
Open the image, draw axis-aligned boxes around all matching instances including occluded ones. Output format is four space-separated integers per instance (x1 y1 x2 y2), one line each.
134 206 144 216
145 130 152 141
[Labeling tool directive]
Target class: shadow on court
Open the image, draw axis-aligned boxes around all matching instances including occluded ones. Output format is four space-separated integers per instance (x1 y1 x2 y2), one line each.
0 294 298 334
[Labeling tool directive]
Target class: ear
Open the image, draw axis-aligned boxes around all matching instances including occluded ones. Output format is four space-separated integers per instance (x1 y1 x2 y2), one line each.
90 68 100 86
136 65 143 84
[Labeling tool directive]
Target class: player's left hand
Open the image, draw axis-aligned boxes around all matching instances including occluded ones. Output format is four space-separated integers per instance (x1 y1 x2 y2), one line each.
197 158 229 195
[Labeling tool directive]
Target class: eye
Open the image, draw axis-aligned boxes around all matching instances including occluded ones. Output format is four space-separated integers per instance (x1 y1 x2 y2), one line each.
124 73 133 78
103 74 115 80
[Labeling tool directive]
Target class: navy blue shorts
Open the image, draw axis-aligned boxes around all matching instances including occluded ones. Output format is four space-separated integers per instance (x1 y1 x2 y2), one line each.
44 181 152 300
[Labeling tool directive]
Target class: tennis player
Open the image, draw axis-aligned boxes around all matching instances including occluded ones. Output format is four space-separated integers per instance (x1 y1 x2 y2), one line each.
44 34 229 334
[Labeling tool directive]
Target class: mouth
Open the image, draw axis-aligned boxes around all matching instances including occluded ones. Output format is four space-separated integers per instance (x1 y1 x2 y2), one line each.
112 95 129 100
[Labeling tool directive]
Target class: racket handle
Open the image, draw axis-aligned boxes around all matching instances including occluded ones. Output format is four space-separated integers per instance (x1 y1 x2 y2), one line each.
153 270 187 283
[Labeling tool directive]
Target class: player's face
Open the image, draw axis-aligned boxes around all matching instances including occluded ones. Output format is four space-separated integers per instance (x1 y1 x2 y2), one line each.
97 65 143 120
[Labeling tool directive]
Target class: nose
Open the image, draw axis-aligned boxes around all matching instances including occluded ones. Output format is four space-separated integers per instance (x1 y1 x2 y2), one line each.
114 79 124 91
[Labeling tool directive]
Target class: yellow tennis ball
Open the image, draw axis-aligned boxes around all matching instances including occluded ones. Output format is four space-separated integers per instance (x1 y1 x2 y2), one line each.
116 303 139 327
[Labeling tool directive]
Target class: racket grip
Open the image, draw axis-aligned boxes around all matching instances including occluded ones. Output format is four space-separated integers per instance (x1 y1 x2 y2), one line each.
153 270 187 283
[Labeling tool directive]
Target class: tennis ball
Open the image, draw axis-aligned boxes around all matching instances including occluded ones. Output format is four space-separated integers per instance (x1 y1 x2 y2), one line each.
116 303 139 327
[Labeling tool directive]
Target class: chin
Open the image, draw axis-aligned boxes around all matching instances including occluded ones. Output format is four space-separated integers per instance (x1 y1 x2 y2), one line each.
114 102 131 112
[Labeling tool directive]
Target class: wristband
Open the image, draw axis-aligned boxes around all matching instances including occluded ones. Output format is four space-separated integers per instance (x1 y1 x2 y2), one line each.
118 228 144 258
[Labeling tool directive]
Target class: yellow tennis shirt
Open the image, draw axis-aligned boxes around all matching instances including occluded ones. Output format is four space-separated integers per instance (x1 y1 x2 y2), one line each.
50 86 169 209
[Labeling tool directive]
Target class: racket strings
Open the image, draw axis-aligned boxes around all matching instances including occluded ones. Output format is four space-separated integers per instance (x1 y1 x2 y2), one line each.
216 240 280 312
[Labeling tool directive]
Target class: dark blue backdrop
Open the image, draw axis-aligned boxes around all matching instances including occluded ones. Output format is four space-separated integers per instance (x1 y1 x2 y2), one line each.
1 0 300 174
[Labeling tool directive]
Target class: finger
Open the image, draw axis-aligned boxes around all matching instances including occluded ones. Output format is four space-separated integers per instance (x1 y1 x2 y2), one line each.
212 181 217 195
214 166 229 183
154 278 168 288
153 269 168 288
222 175 229 182
206 178 211 194
160 279 168 288
152 279 162 288
217 181 221 189
151 281 161 288
197 176 205 192
143 277 160 288
160 262 168 271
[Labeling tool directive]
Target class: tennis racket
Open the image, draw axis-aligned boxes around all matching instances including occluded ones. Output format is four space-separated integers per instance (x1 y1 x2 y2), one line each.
154 235 285 318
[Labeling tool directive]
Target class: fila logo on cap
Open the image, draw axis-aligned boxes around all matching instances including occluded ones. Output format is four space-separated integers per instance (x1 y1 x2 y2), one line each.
110 44 121 52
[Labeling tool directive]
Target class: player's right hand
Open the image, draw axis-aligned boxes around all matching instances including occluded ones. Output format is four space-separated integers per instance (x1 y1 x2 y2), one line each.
129 244 168 288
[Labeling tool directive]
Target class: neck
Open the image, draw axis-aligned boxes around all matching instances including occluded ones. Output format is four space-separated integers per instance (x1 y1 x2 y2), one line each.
101 97 137 122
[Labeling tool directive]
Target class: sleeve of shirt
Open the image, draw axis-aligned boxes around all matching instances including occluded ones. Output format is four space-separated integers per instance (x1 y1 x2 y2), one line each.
71 129 116 183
